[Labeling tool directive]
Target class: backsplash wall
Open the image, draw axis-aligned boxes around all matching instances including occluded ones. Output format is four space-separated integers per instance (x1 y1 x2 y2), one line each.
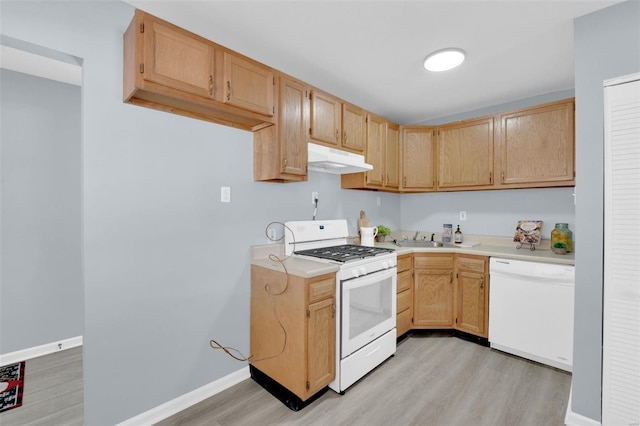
401 187 576 242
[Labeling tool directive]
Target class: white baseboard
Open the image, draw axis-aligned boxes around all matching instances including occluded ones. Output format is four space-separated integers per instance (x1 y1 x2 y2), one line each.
0 336 83 366
117 366 251 426
565 385 602 426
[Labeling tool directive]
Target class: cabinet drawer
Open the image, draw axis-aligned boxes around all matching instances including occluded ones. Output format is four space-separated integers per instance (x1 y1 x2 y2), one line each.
456 256 486 273
414 255 453 270
397 255 412 273
397 288 412 313
309 277 335 303
397 270 412 293
397 308 412 337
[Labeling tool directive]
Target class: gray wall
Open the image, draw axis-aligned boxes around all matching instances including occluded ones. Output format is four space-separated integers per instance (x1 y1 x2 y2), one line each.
0 69 83 353
573 1 640 422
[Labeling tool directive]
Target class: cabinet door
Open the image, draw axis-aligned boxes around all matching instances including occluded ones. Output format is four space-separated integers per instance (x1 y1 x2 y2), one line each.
279 76 308 176
437 118 494 190
342 103 365 153
310 90 341 146
223 52 274 116
385 123 400 189
498 99 574 187
307 298 335 396
402 127 436 190
143 15 215 99
456 270 486 336
365 114 386 186
414 269 454 327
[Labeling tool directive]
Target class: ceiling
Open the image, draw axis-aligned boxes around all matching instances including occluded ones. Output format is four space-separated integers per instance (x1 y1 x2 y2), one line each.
124 0 622 125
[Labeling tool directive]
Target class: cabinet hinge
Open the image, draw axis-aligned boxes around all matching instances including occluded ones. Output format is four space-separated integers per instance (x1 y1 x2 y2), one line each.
306 381 310 390
573 171 576 178
273 76 275 85
139 23 144 33
139 63 144 74
309 127 312 136
273 106 275 114
456 273 459 279
455 318 458 324
306 310 310 318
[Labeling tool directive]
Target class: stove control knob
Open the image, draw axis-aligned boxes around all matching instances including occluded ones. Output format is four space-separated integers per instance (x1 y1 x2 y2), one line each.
382 261 390 269
352 269 360 278
359 267 367 276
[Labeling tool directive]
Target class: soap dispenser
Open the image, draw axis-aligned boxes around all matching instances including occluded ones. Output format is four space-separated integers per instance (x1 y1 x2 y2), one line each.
454 225 463 244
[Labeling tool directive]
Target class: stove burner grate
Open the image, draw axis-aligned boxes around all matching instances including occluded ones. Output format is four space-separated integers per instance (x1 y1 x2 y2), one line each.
294 244 394 263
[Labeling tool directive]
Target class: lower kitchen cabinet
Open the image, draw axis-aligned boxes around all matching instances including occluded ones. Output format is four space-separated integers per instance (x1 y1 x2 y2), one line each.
454 254 489 338
250 266 335 402
413 254 454 328
409 253 490 338
396 254 413 336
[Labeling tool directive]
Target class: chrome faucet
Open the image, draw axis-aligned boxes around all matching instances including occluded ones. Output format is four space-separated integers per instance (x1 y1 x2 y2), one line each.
431 233 435 242
413 231 420 240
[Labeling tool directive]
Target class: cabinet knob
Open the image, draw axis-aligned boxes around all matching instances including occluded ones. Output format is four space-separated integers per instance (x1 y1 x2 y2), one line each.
209 75 214 96
335 129 340 142
343 131 348 143
226 81 231 101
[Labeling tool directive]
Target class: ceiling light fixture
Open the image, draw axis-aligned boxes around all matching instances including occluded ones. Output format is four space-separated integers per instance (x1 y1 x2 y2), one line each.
423 48 466 72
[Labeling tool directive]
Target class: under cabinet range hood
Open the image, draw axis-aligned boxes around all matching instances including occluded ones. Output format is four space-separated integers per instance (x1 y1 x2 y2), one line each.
307 143 373 174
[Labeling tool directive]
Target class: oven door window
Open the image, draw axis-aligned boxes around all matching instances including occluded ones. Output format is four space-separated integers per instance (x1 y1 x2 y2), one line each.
341 268 397 357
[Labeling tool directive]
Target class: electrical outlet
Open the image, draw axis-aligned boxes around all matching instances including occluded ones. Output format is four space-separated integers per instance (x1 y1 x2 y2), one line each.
312 191 318 204
267 228 277 243
460 211 467 220
221 186 231 203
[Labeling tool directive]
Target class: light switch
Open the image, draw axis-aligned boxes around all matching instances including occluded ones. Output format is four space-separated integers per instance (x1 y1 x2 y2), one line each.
221 186 231 203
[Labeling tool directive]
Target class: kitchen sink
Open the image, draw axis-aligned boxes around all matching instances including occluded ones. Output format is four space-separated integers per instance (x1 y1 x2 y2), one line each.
395 240 458 248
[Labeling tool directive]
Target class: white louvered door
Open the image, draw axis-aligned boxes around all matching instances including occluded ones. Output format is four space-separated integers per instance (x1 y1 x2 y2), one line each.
603 73 640 426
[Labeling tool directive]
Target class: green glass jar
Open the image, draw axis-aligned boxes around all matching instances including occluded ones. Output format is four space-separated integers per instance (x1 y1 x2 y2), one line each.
551 223 573 253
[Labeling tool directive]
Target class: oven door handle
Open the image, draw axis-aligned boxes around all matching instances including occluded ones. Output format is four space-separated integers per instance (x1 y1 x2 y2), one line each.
343 267 396 290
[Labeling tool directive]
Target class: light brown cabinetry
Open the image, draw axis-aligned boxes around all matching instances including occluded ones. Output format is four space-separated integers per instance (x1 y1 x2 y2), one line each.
385 123 400 189
222 52 274 117
495 98 575 188
123 10 275 131
454 255 489 338
309 90 342 147
250 266 335 401
341 114 400 191
254 73 308 182
396 254 413 337
342 102 366 153
413 254 455 327
436 117 494 191
401 126 437 192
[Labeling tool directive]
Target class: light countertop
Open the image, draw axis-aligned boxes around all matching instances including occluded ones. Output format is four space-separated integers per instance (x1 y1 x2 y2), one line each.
251 235 574 278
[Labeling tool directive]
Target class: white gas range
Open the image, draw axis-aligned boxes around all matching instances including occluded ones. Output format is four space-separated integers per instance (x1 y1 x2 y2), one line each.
285 219 397 393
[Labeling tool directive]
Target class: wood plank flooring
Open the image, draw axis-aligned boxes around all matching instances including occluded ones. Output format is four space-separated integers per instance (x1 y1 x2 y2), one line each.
0 346 83 426
157 333 572 426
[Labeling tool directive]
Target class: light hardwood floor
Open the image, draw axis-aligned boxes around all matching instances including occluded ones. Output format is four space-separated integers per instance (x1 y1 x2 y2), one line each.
0 346 83 426
157 333 572 426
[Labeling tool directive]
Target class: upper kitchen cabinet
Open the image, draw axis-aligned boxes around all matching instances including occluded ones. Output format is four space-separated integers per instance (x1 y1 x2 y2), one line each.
385 122 400 189
401 126 436 192
123 10 275 131
309 89 342 146
342 102 366 153
436 117 494 191
254 73 308 182
495 98 575 189
222 52 274 117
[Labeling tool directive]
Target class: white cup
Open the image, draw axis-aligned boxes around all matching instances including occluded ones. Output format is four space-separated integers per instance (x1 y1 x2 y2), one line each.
360 226 378 247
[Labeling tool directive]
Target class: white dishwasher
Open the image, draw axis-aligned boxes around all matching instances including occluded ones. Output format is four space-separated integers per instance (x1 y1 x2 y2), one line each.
489 258 575 372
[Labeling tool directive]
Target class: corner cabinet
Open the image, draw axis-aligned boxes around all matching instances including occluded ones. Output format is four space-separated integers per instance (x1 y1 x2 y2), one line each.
436 117 494 191
254 73 308 182
401 126 437 192
123 10 275 131
413 254 455 327
495 99 575 189
250 266 335 402
454 255 489 338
